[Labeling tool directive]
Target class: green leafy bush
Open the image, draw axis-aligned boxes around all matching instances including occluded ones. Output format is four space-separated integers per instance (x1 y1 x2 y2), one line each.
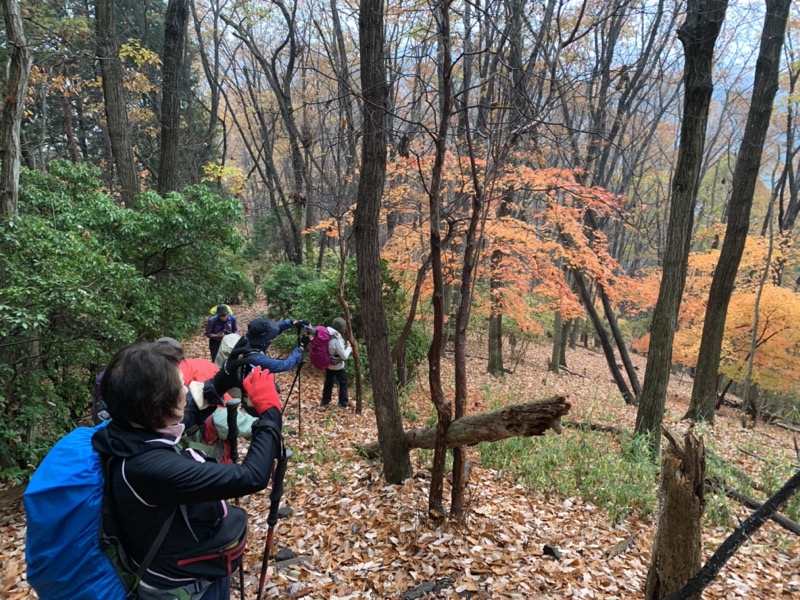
261 262 319 319
0 161 252 479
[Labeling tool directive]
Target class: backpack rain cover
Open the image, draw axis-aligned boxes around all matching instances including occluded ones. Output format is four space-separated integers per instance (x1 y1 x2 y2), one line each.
308 325 332 370
25 422 127 600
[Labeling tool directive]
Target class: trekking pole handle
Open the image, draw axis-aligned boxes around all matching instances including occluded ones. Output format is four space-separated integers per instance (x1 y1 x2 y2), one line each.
226 402 239 463
267 448 291 527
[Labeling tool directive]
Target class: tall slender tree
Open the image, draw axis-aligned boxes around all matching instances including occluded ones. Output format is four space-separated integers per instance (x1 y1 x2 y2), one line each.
0 0 32 218
635 0 730 448
425 0 454 518
354 0 412 484
687 0 793 422
157 0 190 194
95 0 139 205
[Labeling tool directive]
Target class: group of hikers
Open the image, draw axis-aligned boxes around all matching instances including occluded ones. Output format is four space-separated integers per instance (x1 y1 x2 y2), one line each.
25 306 353 600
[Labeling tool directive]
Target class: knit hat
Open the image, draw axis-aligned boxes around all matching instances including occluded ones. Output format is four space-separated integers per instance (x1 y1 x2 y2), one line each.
216 304 229 316
247 318 280 348
332 318 347 336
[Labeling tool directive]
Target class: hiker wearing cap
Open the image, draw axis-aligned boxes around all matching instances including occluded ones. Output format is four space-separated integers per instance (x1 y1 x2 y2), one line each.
236 317 309 373
205 304 238 361
91 341 284 599
320 317 352 408
214 318 310 416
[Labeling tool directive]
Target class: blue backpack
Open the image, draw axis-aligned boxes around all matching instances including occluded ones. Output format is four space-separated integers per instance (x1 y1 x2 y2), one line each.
25 422 128 599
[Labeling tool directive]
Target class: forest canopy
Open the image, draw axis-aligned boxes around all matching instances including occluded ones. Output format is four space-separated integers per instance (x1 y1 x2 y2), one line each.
1 0 800 479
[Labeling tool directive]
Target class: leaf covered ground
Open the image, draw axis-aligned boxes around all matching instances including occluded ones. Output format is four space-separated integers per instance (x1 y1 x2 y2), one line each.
2 300 799 599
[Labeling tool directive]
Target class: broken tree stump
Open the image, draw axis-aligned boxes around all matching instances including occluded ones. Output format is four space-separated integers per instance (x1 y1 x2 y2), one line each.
356 396 570 459
645 428 705 600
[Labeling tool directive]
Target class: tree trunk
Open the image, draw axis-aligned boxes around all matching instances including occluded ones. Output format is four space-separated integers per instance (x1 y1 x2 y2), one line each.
0 0 32 219
488 248 505 376
549 311 562 374
157 0 189 194
561 319 571 364
743 194 776 418
663 466 800 600
357 396 570 459
634 0 729 448
336 220 363 415
598 283 641 397
391 255 431 388
451 122 485 517
426 0 454 518
61 81 80 164
95 0 139 206
190 0 223 180
354 0 412 485
573 269 635 404
644 429 705 600
687 0 792 422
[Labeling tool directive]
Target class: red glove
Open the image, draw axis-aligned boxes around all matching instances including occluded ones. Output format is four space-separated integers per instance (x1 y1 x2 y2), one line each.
243 367 281 414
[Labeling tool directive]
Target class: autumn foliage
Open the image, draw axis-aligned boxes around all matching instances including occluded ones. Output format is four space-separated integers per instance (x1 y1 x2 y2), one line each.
377 147 635 335
631 232 800 397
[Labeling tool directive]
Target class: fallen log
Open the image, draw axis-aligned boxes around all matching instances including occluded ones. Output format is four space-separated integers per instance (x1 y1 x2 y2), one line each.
356 396 569 459
564 420 624 435
709 480 800 536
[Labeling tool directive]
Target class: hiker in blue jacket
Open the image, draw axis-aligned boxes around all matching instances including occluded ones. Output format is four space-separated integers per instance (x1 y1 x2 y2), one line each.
92 341 284 600
233 317 309 373
213 317 309 417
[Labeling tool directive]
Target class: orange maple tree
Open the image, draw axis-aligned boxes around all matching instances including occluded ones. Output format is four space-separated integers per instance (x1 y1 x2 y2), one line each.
631 232 800 396
377 147 635 335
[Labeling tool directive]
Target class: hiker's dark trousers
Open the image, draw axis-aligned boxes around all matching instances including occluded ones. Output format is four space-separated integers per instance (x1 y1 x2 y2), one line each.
209 339 221 362
322 368 349 405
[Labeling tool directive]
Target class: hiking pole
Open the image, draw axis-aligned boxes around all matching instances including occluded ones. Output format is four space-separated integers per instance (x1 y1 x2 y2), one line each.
256 446 292 600
281 359 305 435
222 400 244 600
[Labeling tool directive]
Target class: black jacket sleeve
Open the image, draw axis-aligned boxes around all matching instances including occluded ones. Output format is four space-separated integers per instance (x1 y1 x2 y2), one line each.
123 409 283 505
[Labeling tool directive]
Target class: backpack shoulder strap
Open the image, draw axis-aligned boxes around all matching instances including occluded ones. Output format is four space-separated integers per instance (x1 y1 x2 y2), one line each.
101 455 177 587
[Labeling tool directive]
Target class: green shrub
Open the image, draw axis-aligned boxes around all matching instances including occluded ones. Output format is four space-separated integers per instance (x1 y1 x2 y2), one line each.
0 161 252 479
261 262 319 319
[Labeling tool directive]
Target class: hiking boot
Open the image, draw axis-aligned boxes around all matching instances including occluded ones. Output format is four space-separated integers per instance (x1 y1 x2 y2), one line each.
337 401 349 409
320 399 330 407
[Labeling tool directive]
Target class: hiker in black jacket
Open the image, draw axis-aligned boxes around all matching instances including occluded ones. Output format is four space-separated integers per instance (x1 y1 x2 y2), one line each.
92 341 283 600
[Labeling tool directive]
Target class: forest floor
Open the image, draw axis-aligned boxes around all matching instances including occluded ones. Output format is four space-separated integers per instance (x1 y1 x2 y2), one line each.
2 297 799 599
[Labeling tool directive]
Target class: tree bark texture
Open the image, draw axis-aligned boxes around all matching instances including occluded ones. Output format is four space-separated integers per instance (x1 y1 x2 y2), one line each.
488 249 505 376
687 0 792 422
95 0 139 206
426 0 453 518
354 0 412 484
357 396 570 459
157 0 190 194
644 429 705 600
664 466 800 600
0 0 32 219
635 0 729 445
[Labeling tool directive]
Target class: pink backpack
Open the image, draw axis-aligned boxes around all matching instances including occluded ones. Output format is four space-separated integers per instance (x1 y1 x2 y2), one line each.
308 326 332 370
